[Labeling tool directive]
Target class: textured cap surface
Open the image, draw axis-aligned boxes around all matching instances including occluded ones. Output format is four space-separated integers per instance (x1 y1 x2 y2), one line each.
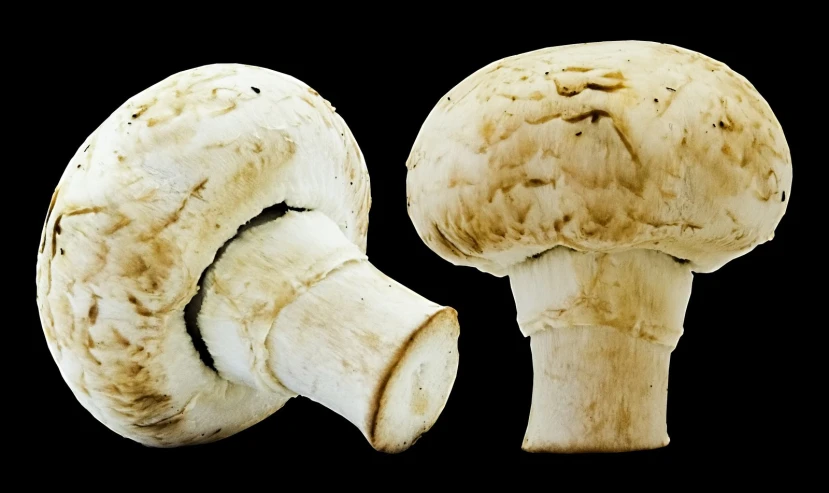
406 41 791 275
36 64 370 446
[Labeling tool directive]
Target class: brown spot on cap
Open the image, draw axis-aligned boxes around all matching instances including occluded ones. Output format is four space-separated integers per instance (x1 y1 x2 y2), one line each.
88 301 99 325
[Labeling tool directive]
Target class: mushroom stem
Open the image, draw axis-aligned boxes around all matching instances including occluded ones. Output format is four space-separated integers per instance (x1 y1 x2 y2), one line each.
198 210 459 453
508 247 693 452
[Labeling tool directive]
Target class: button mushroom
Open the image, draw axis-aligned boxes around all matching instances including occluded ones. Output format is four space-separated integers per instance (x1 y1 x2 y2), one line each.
36 64 460 452
406 41 791 452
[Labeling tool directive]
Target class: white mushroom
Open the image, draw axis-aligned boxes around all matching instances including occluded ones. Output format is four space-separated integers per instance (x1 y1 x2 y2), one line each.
406 41 791 452
36 64 460 452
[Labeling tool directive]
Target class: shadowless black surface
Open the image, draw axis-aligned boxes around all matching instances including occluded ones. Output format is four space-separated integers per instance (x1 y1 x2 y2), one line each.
19 19 811 475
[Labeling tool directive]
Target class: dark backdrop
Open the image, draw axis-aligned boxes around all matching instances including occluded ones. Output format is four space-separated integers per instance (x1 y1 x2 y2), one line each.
21 20 810 475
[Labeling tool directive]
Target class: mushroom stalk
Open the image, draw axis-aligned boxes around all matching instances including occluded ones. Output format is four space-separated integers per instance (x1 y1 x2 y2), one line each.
198 210 459 453
508 247 693 452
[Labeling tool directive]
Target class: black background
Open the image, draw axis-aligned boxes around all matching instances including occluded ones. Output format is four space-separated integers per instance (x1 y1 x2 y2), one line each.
21 20 812 475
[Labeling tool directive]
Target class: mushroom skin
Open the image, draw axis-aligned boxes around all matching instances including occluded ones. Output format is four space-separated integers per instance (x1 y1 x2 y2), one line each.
406 41 791 452
37 64 459 451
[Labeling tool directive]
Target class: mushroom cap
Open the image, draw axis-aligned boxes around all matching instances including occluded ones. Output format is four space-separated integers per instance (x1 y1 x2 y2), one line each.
406 41 791 276
35 64 370 446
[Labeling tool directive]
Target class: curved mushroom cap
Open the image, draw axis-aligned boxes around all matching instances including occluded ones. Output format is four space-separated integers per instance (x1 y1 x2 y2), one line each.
406 41 791 276
35 64 370 446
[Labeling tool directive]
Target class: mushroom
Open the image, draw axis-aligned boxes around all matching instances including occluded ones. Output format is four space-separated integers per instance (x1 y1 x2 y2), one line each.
36 64 460 452
406 41 791 452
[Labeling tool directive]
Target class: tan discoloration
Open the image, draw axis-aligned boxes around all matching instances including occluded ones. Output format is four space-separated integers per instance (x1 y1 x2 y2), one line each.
40 186 60 253
50 215 62 258
369 309 445 444
128 294 153 317
213 100 237 116
407 41 791 276
111 327 131 348
105 215 132 234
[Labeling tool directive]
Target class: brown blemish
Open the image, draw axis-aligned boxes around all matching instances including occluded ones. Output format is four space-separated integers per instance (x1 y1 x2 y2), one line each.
64 207 104 218
106 215 132 234
128 294 153 317
141 179 208 239
85 343 102 366
204 139 236 149
369 308 453 446
123 255 150 277
554 219 564 232
214 100 237 115
131 394 184 432
432 224 465 258
554 78 625 97
563 109 611 124
515 203 532 224
111 327 131 348
526 178 554 188
563 67 592 72
478 119 496 145
526 112 562 125
494 92 536 102
191 178 208 199
88 301 99 325
611 124 641 169
131 101 153 119
77 381 90 396
41 186 61 253
51 215 63 258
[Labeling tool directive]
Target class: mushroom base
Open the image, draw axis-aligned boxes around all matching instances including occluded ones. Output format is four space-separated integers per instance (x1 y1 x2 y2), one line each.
523 325 671 452
508 247 693 452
